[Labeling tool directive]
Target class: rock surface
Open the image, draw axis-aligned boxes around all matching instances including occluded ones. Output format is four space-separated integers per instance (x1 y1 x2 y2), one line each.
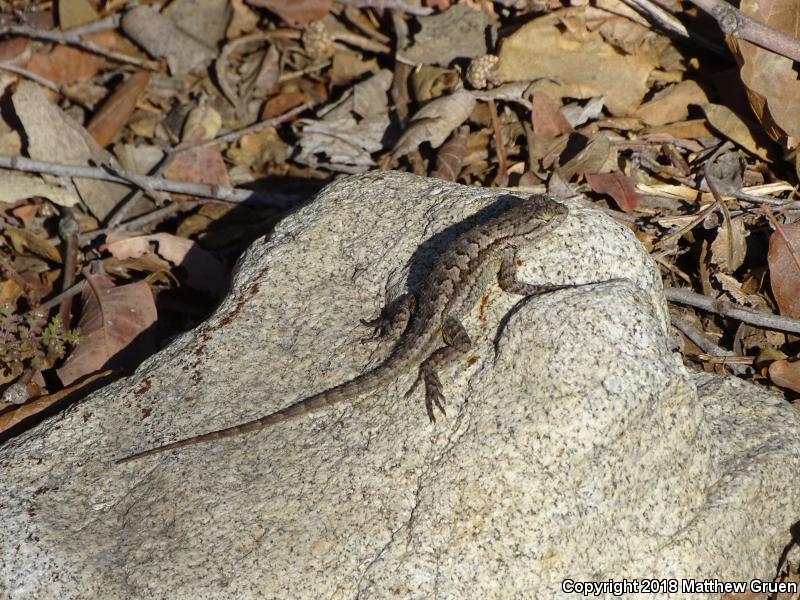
1 171 799 599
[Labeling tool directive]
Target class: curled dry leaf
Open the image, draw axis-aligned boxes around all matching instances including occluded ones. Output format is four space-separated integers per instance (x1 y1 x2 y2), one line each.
56 274 157 386
768 223 800 317
431 125 469 181
710 218 747 273
25 31 116 86
105 233 227 296
295 70 392 172
392 91 477 159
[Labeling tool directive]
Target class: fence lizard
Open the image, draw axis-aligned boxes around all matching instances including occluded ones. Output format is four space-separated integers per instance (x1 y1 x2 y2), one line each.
116 194 568 464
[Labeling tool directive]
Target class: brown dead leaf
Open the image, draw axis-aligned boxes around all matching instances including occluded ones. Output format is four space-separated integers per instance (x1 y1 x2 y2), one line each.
4 227 62 263
26 31 116 86
531 92 573 139
701 103 773 160
495 7 654 116
163 145 231 189
105 233 227 296
247 0 333 27
555 132 614 181
768 223 800 317
87 71 150 147
586 172 642 213
769 358 800 393
0 370 110 435
12 81 131 221
432 125 469 181
710 218 747 273
392 91 477 159
56 274 157 386
636 80 708 126
733 0 800 147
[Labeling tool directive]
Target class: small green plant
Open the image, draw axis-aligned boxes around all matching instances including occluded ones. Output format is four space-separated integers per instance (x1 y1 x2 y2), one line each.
0 303 81 380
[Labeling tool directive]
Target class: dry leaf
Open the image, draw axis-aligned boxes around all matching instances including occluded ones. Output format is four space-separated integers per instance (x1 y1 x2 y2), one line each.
636 80 708 126
0 371 110 435
392 91 477 159
121 5 215 76
4 227 62 263
768 223 800 317
585 171 642 213
12 81 131 220
296 70 392 171
26 31 116 86
432 125 469 181
495 7 654 116
0 170 79 207
247 0 333 27
399 4 494 67
531 92 573 138
734 0 800 147
555 132 613 181
105 233 227 296
710 218 747 273
701 103 772 160
87 71 150 147
56 274 157 386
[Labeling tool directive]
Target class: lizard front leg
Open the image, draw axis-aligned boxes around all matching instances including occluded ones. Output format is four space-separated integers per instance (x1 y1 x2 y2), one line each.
406 316 472 422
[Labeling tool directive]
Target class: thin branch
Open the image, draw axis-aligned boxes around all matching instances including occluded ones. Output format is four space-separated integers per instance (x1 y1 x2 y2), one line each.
0 62 60 91
0 23 159 70
664 286 800 335
670 311 749 375
686 0 800 62
0 155 302 208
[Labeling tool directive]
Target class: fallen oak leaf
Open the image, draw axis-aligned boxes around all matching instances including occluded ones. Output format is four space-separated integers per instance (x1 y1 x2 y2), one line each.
56 274 157 386
586 172 642 213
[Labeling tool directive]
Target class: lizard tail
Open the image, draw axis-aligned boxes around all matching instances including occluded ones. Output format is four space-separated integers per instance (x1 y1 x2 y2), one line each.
115 365 402 464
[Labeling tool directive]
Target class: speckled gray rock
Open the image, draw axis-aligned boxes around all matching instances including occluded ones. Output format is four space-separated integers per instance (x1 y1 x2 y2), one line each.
2 171 799 599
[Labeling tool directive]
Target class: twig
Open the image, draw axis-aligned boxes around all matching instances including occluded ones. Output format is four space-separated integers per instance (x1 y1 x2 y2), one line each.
0 23 159 70
686 0 800 62
0 62 60 91
670 311 749 375
664 286 800 334
0 155 302 208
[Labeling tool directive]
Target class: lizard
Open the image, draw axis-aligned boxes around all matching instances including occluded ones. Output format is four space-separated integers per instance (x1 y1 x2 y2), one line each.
115 194 568 464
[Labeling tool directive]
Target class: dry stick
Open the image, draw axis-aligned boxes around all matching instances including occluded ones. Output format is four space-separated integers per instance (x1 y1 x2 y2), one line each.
703 161 735 270
0 24 159 70
671 312 749 376
687 0 800 62
487 99 508 187
0 62 60 92
0 155 301 208
61 13 121 37
664 286 800 335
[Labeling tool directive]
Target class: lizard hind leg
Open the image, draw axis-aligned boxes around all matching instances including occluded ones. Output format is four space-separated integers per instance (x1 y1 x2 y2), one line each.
360 292 416 344
407 316 473 422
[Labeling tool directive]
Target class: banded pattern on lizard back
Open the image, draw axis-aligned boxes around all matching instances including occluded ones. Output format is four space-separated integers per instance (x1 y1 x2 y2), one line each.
116 195 568 464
